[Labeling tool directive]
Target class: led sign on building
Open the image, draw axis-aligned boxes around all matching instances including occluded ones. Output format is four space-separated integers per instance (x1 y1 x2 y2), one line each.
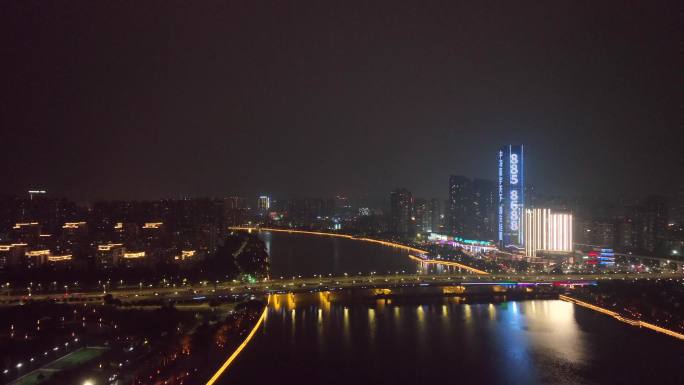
498 145 524 247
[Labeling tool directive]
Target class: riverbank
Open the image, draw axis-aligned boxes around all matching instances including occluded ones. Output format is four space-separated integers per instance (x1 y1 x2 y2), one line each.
228 226 428 255
205 299 268 385
559 294 684 341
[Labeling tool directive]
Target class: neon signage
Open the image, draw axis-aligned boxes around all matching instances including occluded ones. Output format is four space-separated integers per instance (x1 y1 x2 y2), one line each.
498 145 524 246
498 150 504 241
509 152 520 231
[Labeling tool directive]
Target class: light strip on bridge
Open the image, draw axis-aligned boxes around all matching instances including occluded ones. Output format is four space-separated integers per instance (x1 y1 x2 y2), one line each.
230 227 428 254
205 297 269 385
407 254 489 275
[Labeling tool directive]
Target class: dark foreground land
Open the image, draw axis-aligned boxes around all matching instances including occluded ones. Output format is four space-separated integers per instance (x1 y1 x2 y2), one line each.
570 279 684 333
1 298 266 385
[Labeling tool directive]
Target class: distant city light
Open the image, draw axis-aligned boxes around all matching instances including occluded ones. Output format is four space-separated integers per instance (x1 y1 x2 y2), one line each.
27 190 46 200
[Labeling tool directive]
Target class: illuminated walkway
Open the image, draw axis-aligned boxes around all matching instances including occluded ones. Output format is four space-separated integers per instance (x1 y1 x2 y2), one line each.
228 226 429 255
559 294 684 341
408 254 489 275
205 297 269 385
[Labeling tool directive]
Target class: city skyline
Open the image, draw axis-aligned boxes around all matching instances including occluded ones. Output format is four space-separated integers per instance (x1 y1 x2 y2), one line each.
3 141 682 207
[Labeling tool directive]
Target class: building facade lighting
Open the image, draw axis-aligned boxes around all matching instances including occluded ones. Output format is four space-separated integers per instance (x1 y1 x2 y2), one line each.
498 145 524 247
524 208 573 257
123 251 145 259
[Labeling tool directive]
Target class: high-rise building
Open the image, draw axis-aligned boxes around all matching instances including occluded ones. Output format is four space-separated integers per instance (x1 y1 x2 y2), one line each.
414 198 429 234
334 195 352 218
97 243 125 269
637 195 668 254
612 198 668 254
224 196 246 210
589 221 616 248
224 197 247 226
524 208 573 257
449 176 496 240
449 175 472 237
429 199 441 233
0 243 27 270
285 198 330 227
472 178 497 240
614 205 638 251
575 216 615 248
428 198 442 233
670 192 684 226
257 196 270 211
28 189 46 201
498 145 525 247
390 188 413 235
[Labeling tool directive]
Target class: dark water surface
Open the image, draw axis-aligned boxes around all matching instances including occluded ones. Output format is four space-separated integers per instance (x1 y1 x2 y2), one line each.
261 231 456 278
261 231 417 277
220 232 684 385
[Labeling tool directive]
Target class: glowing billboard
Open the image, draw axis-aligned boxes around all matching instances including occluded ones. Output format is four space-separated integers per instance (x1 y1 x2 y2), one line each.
498 145 524 247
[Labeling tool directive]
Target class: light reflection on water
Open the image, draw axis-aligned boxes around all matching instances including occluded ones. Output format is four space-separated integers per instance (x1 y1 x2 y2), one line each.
278 294 584 373
223 293 684 385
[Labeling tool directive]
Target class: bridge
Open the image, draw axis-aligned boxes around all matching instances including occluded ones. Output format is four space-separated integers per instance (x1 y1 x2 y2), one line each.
3 271 682 304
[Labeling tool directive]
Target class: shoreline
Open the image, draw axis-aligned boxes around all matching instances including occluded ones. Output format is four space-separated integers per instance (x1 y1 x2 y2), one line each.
205 297 269 385
228 226 428 255
559 294 684 341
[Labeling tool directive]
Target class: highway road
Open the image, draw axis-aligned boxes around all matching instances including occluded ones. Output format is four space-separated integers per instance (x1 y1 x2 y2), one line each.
3 271 682 304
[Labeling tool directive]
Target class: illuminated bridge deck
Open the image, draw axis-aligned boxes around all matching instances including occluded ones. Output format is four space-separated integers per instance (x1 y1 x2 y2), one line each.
3 272 682 303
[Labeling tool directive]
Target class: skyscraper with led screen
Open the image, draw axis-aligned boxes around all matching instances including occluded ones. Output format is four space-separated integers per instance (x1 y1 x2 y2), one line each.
498 145 524 247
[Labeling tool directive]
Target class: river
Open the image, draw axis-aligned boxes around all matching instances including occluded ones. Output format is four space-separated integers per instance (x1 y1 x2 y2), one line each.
219 231 684 385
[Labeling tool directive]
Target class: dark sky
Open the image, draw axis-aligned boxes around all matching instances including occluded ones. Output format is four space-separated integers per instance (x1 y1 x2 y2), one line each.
1 1 682 202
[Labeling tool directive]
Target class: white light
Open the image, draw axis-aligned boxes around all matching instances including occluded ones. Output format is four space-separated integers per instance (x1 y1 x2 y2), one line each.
525 208 573 257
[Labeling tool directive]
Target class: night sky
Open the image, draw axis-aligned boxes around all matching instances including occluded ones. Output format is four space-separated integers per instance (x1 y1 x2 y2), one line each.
1 1 682 202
